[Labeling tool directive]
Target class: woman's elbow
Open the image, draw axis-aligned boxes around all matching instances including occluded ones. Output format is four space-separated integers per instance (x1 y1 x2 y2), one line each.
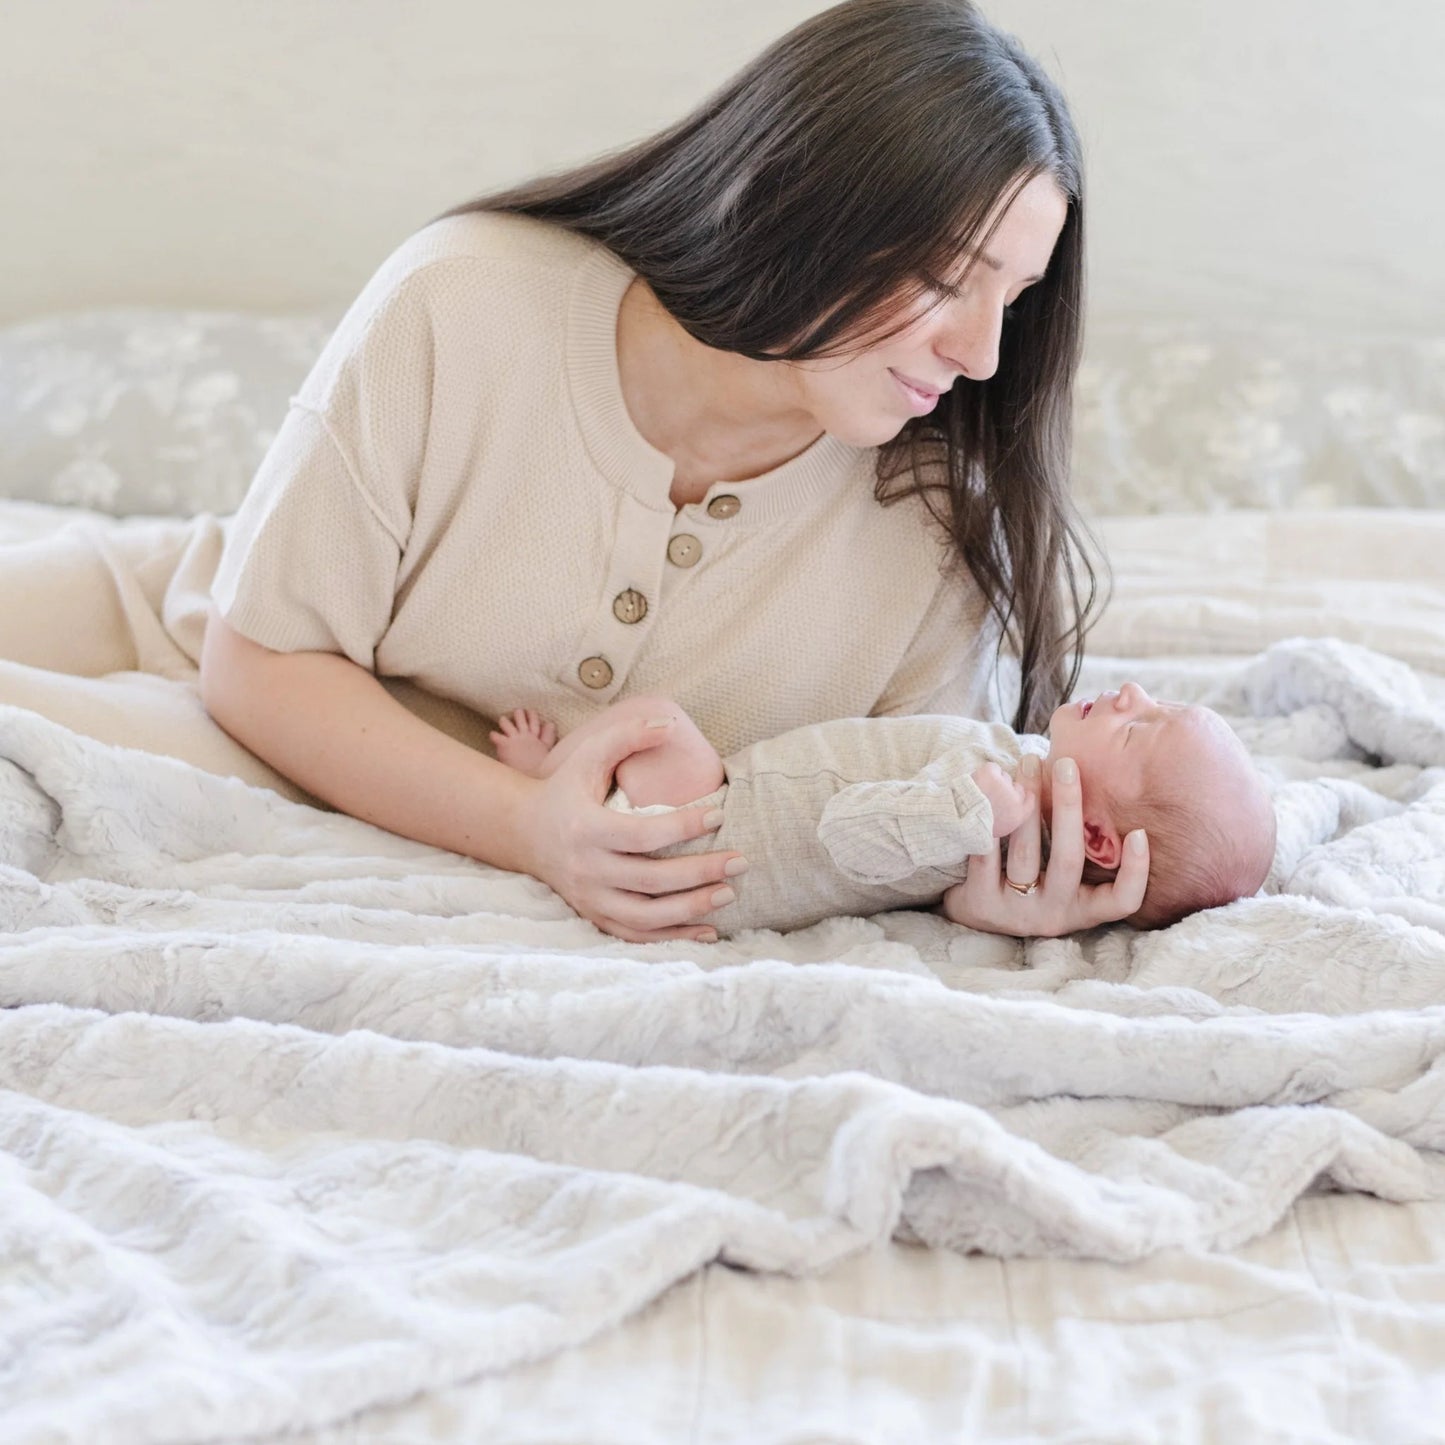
199 605 270 717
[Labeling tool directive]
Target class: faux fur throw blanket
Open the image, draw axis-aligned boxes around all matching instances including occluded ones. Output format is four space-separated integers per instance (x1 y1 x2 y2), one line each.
1 634 1443 1443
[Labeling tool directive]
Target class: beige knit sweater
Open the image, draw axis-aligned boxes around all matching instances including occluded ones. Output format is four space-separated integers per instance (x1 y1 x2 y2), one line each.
208 210 1002 757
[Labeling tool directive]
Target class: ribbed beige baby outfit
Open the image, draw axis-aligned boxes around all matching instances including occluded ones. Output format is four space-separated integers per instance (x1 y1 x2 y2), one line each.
608 714 1050 936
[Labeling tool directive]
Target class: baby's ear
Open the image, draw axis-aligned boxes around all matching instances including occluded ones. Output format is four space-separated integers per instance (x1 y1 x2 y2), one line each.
1082 817 1122 870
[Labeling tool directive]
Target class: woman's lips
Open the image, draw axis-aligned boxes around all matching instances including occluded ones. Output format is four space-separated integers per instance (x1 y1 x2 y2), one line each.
890 369 944 415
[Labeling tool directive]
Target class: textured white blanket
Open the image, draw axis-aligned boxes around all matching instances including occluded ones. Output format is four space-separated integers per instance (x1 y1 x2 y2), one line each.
3 540 1445 1441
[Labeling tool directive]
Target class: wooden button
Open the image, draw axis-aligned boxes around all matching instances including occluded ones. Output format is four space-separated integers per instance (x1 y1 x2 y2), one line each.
667 534 702 568
578 656 613 689
706 494 741 520
612 588 648 625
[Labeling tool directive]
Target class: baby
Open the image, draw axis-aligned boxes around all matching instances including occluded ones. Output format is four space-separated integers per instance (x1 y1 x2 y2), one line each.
490 682 1277 936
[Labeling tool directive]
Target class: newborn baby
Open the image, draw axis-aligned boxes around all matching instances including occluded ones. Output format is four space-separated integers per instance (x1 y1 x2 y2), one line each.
490 683 1277 937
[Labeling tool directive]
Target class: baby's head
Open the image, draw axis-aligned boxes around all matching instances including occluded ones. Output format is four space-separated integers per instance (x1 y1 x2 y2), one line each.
1045 683 1276 929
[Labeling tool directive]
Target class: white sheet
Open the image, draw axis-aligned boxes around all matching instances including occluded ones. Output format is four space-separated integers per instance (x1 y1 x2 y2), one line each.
2 503 1444 1443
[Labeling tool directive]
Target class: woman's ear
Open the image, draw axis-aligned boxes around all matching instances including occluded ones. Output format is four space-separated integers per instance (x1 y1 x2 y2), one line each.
1082 815 1122 870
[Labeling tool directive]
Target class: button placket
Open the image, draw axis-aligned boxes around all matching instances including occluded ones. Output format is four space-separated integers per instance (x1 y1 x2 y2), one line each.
557 496 670 700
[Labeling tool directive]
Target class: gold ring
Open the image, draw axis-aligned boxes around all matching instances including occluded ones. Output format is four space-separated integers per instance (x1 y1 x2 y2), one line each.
1005 876 1040 896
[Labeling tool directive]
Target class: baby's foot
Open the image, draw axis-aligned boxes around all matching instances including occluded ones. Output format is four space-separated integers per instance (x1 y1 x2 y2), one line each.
489 708 558 776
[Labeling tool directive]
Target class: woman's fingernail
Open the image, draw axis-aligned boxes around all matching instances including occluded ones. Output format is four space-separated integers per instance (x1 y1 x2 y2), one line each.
697 930 719 944
646 716 675 728
1055 758 1077 784
1130 829 1148 854
724 856 750 877
1021 754 1040 778
703 809 726 830
711 887 736 908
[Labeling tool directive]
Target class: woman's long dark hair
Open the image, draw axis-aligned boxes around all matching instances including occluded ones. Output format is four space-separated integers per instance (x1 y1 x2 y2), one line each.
426 0 1103 733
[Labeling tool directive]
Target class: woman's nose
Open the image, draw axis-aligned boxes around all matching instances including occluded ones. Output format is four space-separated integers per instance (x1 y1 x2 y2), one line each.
951 339 999 383
935 307 1002 383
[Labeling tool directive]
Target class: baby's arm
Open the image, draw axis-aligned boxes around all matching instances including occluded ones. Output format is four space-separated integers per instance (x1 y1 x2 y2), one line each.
491 696 725 808
816 742 1036 887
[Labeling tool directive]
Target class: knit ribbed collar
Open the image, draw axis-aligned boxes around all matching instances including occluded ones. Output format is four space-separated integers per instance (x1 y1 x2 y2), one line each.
565 241 869 526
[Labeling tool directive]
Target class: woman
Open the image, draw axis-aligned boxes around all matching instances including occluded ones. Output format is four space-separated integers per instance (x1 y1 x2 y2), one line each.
199 0 1150 942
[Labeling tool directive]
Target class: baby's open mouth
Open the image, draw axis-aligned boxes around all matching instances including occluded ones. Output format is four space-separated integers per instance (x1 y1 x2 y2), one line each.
1080 699 1093 718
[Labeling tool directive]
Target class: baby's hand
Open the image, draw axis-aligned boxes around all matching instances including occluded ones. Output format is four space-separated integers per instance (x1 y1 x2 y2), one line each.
971 762 1034 840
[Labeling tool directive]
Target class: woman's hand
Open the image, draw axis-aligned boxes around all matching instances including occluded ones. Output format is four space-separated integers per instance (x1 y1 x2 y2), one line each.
941 755 1149 937
512 711 743 945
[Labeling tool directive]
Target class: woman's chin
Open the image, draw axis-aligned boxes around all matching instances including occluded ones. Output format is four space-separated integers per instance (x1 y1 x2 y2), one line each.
836 415 908 447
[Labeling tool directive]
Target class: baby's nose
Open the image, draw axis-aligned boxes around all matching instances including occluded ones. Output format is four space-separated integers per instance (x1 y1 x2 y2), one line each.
1117 681 1154 712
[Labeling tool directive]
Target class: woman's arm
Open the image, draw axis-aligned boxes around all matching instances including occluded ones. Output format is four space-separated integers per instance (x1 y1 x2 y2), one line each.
199 607 740 942
200 605 536 869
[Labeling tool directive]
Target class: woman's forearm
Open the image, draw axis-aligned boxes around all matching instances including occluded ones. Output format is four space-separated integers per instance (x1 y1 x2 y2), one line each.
199 607 536 872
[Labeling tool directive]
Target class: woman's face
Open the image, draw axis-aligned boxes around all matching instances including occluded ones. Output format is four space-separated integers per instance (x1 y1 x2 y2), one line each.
786 174 1069 447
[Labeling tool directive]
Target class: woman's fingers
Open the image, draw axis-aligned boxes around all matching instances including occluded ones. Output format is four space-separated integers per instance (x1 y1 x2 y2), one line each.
1040 757 1084 899
596 879 735 933
1037 756 1150 928
1087 828 1150 925
1004 755 1044 886
601 846 745 899
586 797 740 928
570 824 733 941
598 800 725 855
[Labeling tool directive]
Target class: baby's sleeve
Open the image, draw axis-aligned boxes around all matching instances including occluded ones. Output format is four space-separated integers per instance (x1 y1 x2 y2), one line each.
210 268 437 670
816 744 996 886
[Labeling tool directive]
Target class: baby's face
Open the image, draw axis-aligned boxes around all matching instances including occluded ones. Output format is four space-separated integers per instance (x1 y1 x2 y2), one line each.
1045 682 1235 809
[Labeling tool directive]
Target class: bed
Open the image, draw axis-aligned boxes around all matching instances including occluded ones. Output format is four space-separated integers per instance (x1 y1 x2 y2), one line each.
2 296 1444 1443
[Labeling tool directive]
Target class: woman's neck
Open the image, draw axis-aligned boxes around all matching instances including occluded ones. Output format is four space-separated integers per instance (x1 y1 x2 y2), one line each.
615 278 823 501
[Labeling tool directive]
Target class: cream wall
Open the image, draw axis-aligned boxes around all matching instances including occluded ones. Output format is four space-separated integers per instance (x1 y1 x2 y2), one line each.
2 0 1441 331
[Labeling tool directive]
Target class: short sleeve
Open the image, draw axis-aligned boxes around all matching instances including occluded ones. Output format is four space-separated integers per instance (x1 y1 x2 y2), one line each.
211 404 403 668
210 267 440 669
871 566 1009 724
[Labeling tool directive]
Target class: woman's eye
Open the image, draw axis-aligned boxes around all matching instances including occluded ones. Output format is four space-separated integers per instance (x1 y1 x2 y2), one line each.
919 274 1019 322
921 273 961 301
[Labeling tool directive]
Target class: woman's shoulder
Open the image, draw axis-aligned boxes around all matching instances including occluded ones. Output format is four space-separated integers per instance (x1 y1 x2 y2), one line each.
298 213 614 413
380 209 606 292
335 211 612 350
